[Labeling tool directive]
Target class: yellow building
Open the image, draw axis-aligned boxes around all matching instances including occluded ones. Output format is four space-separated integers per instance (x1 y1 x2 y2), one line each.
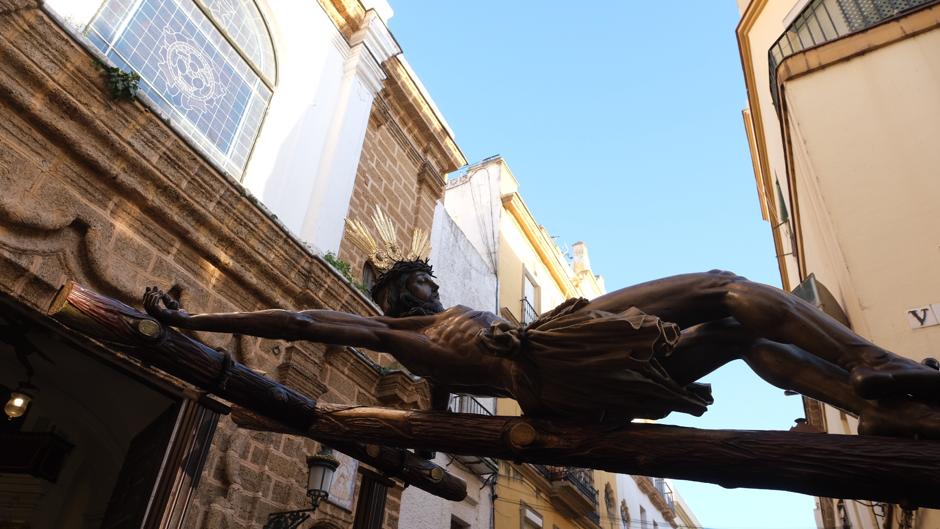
737 1 940 528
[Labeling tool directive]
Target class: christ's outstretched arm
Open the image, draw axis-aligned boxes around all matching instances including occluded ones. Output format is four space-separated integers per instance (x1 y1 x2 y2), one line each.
143 287 438 364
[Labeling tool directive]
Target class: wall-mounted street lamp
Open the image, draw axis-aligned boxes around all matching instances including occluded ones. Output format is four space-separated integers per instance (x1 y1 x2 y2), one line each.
263 448 340 529
4 381 35 420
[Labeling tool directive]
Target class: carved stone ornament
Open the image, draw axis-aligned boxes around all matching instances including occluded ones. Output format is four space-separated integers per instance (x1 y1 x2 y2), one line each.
604 482 615 513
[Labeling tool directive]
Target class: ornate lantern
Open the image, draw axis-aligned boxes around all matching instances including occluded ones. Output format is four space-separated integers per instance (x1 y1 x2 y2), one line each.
263 447 340 529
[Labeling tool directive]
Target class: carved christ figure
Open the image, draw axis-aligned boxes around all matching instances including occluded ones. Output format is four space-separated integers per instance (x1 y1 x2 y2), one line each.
144 211 940 439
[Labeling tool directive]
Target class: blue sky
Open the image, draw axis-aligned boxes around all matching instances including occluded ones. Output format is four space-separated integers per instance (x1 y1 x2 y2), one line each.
389 2 816 528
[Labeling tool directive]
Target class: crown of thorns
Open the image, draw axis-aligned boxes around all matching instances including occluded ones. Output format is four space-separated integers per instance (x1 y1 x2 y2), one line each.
369 259 435 300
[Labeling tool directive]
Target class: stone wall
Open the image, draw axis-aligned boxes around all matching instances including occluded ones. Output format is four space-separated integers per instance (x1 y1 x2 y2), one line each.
338 52 466 284
339 99 444 283
0 2 435 528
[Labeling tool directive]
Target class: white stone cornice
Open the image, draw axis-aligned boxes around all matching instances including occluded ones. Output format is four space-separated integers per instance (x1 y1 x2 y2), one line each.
346 43 386 96
331 30 352 61
350 9 401 64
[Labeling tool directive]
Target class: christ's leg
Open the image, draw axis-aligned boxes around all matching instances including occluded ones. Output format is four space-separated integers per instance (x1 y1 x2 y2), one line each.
663 322 940 438
746 340 940 438
586 271 940 399
743 340 865 415
720 276 940 399
585 271 747 328
657 318 750 386
662 319 865 413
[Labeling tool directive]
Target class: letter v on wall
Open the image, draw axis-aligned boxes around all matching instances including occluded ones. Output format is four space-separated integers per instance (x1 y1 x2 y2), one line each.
907 305 939 329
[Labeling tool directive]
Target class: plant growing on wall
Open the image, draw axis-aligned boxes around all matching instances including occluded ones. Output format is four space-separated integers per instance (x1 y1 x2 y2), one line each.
99 64 141 101
324 252 369 296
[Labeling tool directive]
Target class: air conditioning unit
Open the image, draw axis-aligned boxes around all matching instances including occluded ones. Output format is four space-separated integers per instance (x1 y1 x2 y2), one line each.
791 273 850 327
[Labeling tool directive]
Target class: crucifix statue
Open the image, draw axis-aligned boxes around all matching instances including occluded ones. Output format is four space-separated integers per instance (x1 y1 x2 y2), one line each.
143 209 940 439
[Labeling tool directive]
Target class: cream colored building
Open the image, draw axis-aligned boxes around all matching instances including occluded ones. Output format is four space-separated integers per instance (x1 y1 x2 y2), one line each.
443 156 699 529
444 155 605 529
737 1 940 528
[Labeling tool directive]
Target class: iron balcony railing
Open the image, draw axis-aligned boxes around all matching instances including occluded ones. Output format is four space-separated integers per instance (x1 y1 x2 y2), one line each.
653 478 676 512
448 394 493 416
768 0 937 107
521 297 538 325
536 465 599 508
446 395 498 476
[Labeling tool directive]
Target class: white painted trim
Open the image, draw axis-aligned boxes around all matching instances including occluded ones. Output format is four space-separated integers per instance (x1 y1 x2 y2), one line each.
352 10 401 63
347 44 386 96
332 30 352 62
522 505 543 528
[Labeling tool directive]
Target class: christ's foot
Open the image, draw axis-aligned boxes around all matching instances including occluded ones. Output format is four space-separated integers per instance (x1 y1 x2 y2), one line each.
849 353 940 400
858 399 940 440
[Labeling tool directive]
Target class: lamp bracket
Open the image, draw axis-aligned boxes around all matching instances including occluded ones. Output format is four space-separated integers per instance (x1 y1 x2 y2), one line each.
261 509 314 529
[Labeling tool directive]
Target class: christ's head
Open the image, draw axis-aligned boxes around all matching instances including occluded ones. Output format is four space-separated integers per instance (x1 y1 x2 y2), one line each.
370 260 444 317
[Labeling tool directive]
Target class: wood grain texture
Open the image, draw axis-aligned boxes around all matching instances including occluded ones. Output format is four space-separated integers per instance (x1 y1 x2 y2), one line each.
231 407 466 501
309 405 940 508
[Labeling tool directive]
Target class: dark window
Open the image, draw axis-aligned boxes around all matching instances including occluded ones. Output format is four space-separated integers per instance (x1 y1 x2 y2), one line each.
352 470 392 529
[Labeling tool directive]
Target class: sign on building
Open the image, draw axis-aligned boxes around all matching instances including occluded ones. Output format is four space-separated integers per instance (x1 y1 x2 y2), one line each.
907 304 940 329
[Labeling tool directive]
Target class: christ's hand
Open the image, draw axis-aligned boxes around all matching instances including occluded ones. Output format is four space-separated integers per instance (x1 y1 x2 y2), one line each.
144 286 191 327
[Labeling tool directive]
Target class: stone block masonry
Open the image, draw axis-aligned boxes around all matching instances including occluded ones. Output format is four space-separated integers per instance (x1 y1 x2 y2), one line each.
0 2 440 528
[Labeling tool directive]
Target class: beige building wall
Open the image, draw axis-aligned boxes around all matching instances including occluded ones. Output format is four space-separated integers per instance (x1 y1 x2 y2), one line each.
738 1 940 528
497 169 575 324
783 29 940 355
739 0 813 286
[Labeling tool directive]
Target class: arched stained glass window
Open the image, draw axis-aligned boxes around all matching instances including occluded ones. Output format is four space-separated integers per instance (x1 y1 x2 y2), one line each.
201 0 275 81
85 0 275 176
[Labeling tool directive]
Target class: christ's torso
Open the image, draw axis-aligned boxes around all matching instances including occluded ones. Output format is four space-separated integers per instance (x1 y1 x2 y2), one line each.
406 305 515 396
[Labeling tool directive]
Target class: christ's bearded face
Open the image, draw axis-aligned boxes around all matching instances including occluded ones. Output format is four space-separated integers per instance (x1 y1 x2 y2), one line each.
405 271 444 314
371 265 444 317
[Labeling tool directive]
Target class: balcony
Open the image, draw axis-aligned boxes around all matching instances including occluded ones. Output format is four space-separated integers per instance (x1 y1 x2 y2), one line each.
536 465 599 518
448 394 493 416
521 297 538 325
653 477 676 513
768 0 937 107
447 395 499 476
636 476 677 525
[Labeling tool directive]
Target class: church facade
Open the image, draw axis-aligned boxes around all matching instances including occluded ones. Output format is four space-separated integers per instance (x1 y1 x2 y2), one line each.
0 1 464 528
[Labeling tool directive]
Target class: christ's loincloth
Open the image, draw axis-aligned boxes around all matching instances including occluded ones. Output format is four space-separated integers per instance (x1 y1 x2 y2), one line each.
480 298 712 421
